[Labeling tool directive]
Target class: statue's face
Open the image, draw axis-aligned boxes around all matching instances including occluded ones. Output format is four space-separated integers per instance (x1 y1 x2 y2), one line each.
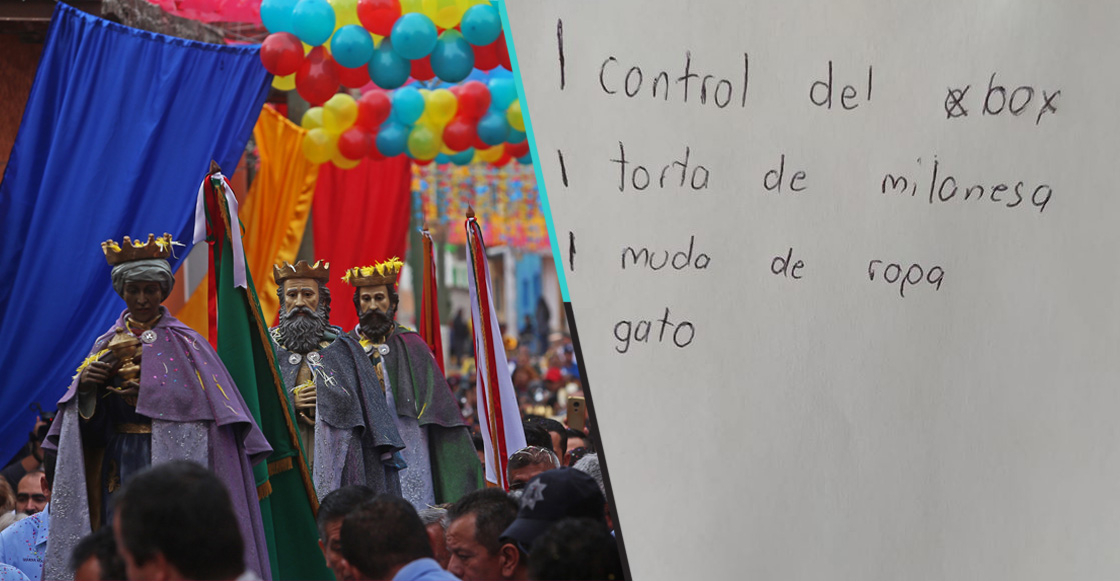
123 281 164 323
358 284 391 316
283 278 320 314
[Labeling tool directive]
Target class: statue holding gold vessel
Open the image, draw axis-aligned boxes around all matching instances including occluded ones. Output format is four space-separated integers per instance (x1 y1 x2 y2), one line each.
42 234 272 580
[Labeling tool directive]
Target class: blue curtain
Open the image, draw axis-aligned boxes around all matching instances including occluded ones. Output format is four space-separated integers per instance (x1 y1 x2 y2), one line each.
0 3 270 464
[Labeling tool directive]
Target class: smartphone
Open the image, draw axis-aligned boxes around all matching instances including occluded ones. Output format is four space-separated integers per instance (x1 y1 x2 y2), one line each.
567 396 586 431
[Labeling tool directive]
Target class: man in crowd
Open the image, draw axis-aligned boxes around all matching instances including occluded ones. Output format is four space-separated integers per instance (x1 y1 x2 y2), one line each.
270 260 405 498
521 423 553 452
44 234 272 580
418 508 451 570
564 429 591 466
316 485 376 581
500 468 608 557
69 528 124 581
0 467 50 580
13 472 46 517
527 518 623 581
446 489 525 581
507 447 561 492
524 418 566 462
343 259 481 508
112 461 249 581
339 496 457 581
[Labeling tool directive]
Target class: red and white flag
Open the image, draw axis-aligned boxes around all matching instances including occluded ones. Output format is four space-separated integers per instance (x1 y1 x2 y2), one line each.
419 227 446 375
466 212 527 488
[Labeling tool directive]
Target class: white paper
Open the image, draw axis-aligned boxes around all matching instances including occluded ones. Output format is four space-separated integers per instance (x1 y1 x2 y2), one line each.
505 1 1120 579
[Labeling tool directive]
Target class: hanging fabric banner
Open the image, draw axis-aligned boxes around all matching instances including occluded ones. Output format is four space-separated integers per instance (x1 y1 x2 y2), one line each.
0 3 270 462
312 157 412 332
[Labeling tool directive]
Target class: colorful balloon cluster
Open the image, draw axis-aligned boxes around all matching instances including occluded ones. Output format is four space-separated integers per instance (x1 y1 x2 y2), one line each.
300 78 532 169
259 0 512 101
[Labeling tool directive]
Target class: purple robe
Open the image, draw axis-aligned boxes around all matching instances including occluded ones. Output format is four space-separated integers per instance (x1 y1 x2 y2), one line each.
42 307 272 580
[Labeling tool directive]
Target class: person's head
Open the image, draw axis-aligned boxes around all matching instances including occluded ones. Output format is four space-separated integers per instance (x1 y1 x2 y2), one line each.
572 454 605 501
527 518 623 581
112 460 245 581
16 470 48 516
104 234 177 324
522 422 552 451
500 468 607 555
343 260 404 341
0 476 14 514
446 489 523 581
507 446 561 492
317 485 376 581
339 496 432 581
71 527 127 581
525 417 566 460
274 260 332 354
418 507 451 570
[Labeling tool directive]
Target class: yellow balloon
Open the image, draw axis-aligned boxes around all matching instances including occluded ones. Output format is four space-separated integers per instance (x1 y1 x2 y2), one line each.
272 74 296 91
427 89 458 127
506 100 524 132
408 125 442 160
476 144 503 162
301 107 325 131
332 151 362 169
322 94 359 134
329 0 360 29
422 0 466 29
371 33 384 48
302 129 335 164
302 42 314 55
400 0 423 14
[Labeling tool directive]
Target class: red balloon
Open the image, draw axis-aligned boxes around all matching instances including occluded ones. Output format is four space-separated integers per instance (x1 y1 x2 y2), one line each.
410 55 436 81
295 47 341 106
356 0 400 36
356 90 392 130
338 64 371 89
498 33 511 70
505 140 529 158
366 145 386 160
442 116 477 151
457 81 491 120
492 151 512 167
261 32 305 76
472 38 501 71
414 158 434 166
338 127 373 159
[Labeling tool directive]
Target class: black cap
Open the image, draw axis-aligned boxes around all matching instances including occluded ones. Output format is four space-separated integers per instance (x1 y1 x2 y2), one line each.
499 468 605 552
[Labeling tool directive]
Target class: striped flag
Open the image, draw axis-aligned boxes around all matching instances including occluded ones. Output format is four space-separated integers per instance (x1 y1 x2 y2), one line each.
466 211 527 489
419 227 446 375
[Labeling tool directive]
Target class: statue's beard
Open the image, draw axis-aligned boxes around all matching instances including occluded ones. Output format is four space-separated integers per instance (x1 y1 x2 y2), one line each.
279 305 328 354
359 304 396 342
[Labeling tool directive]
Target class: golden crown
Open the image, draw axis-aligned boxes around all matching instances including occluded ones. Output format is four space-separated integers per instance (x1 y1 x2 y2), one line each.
274 260 331 284
102 233 177 266
341 257 404 288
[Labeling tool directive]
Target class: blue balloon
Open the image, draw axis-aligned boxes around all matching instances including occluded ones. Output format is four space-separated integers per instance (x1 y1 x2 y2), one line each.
291 0 335 46
391 87 425 125
390 13 438 60
376 122 409 157
430 30 475 83
436 153 451 164
451 148 475 166
260 0 299 34
488 78 517 111
508 129 526 144
460 4 501 47
477 110 510 146
368 39 411 89
331 25 375 69
517 154 532 165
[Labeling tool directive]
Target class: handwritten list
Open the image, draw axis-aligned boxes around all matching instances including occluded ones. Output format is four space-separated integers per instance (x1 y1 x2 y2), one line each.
506 1 1120 579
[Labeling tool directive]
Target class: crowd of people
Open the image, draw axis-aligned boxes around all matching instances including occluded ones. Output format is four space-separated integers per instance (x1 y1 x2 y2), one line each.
0 234 620 581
